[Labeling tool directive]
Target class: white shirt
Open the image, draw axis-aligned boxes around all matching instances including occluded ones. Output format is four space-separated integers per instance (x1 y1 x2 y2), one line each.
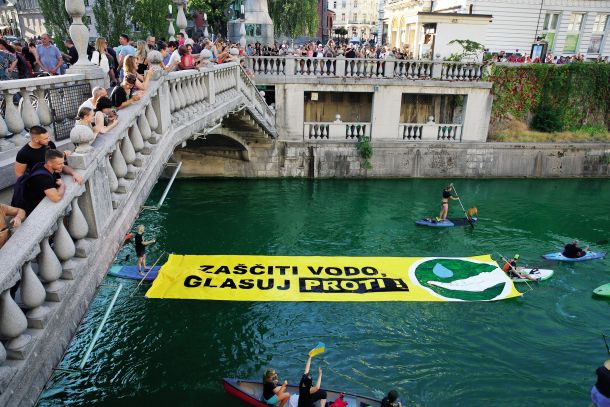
79 99 95 111
167 50 181 70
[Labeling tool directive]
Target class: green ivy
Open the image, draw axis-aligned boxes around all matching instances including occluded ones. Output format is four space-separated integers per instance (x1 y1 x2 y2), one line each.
489 63 610 132
357 136 373 170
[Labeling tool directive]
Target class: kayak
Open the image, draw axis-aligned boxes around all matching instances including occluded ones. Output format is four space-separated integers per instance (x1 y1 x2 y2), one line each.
222 378 381 407
542 251 606 262
511 268 554 283
108 265 160 281
415 217 477 227
593 283 610 297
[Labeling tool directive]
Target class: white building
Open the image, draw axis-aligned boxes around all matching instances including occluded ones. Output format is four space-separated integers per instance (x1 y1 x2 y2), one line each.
382 0 610 59
329 0 379 40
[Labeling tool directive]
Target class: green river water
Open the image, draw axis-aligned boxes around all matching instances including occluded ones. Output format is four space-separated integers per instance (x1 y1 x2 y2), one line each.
38 178 610 406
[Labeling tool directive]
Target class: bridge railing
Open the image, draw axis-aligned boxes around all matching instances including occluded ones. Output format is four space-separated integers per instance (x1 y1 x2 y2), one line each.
246 56 485 81
0 74 91 189
0 62 276 402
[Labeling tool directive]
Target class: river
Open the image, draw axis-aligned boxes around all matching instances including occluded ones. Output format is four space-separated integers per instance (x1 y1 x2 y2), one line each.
38 178 610 406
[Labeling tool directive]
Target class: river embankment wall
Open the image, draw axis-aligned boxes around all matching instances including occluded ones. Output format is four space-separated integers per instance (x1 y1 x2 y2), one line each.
172 141 610 178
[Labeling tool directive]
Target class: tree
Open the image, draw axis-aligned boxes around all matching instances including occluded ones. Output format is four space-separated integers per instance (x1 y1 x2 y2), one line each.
269 0 318 38
39 0 71 42
446 39 485 62
93 0 136 45
334 27 348 37
132 0 174 40
187 0 233 38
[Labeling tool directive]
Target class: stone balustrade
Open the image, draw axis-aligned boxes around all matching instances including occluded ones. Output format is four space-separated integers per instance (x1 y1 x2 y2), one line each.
0 61 275 406
304 122 371 141
0 74 89 154
399 123 463 142
246 56 485 82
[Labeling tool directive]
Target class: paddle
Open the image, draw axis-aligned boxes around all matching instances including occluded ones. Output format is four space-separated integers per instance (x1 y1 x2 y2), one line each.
603 334 610 356
450 183 474 229
495 251 533 291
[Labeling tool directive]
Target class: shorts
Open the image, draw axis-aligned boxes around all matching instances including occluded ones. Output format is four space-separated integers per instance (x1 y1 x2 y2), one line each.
136 250 146 258
264 394 278 405
592 385 610 407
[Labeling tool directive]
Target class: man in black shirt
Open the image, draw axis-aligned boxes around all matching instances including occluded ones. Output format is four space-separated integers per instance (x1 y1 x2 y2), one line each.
63 39 78 64
563 240 589 258
15 125 83 183
110 73 141 110
22 149 65 215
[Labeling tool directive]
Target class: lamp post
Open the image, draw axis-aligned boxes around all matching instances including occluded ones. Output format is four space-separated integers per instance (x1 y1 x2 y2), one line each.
167 5 175 41
239 5 246 49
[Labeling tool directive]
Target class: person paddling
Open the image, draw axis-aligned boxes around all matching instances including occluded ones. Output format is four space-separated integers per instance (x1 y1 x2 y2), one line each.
135 225 156 275
591 359 610 407
501 254 536 281
563 240 589 258
437 183 459 222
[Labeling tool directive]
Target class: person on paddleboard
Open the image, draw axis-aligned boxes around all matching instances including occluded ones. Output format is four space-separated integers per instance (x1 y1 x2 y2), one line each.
381 389 403 407
501 254 536 281
135 225 156 275
591 359 610 407
262 368 290 407
563 240 589 258
437 184 459 222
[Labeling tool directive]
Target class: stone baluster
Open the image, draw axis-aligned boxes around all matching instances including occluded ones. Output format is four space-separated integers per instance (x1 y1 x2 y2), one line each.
20 262 49 328
120 130 137 179
68 197 89 257
146 103 159 138
53 218 76 279
0 290 32 359
168 81 176 113
0 115 12 151
176 2 188 37
171 81 181 113
110 143 128 194
20 88 40 129
38 236 65 301
129 124 145 167
4 90 26 146
138 114 154 154
176 80 186 112
185 77 195 110
106 154 119 193
33 88 53 128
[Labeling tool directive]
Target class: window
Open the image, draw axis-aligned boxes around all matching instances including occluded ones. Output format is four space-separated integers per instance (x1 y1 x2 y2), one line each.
354 0 357 7
542 12 559 50
353 13 357 22
564 13 584 52
341 13 345 22
333 1 336 7
588 14 608 54
342 1 346 8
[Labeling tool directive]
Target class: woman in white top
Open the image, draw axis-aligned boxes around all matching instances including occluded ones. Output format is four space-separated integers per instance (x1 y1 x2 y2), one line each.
90 37 110 88
93 96 119 136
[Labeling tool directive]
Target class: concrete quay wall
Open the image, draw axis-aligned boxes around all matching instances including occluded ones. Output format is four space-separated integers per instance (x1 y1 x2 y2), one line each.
173 141 610 178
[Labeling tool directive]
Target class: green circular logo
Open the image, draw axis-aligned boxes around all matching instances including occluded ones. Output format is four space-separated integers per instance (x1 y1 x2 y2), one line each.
408 258 512 301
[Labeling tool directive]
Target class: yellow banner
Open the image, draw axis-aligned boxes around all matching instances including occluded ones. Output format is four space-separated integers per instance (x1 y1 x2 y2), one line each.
145 254 521 302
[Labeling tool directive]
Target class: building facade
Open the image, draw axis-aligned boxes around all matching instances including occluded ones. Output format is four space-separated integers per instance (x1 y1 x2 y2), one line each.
383 0 610 59
329 0 379 40
0 0 20 37
14 0 45 39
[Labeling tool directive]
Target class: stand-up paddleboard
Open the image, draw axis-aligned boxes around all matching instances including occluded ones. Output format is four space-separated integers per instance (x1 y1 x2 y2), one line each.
108 265 160 281
415 217 477 228
593 283 610 297
542 251 606 262
511 268 554 283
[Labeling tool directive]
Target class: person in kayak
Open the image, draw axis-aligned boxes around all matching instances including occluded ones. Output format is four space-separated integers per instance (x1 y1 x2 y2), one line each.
591 359 610 407
437 184 459 222
563 240 589 258
381 389 403 407
298 352 327 407
502 254 536 281
262 368 290 406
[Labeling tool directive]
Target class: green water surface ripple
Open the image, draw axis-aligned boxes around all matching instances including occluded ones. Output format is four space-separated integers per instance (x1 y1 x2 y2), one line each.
38 178 610 406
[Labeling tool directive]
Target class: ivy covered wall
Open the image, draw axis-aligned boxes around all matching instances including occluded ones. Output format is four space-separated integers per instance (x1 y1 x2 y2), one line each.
488 64 610 132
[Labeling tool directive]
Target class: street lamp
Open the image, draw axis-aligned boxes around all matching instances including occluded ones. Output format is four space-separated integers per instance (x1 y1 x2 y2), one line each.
203 12 209 39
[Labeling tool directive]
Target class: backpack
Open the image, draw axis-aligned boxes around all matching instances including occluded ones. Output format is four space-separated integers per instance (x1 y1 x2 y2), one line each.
11 162 54 214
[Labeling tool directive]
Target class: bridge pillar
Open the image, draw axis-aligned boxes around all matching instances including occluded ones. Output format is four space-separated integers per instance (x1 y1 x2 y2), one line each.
371 87 401 141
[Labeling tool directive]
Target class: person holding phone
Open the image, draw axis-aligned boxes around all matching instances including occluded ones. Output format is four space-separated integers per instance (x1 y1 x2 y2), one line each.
262 368 290 406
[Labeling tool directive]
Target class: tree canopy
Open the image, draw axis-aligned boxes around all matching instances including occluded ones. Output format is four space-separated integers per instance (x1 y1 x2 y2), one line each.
93 0 136 44
187 0 233 38
132 0 174 40
269 0 318 38
39 0 71 42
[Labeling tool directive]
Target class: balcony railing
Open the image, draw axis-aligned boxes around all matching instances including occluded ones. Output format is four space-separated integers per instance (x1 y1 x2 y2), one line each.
399 123 463 142
304 121 371 141
245 56 485 82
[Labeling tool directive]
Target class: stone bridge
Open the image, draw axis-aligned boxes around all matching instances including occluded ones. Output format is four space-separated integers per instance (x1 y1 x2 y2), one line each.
0 62 275 406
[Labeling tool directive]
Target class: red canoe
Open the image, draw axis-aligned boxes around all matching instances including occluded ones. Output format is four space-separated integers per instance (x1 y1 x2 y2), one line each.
223 378 381 407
